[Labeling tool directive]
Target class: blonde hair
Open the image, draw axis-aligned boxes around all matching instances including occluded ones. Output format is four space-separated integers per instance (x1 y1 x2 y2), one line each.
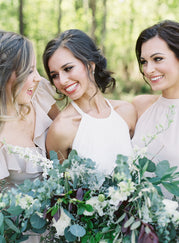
0 31 34 129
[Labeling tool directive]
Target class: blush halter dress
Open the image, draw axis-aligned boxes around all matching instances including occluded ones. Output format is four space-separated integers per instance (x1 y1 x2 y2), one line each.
132 96 179 198
0 78 56 242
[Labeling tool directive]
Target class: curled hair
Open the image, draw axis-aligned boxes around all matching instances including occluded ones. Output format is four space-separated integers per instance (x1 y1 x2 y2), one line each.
135 20 179 77
43 29 115 95
0 31 34 129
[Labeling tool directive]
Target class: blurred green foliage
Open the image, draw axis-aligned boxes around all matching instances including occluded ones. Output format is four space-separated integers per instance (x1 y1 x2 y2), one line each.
0 0 178 100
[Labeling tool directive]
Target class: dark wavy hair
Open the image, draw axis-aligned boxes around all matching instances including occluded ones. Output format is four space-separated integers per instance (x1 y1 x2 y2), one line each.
43 29 115 95
136 20 179 77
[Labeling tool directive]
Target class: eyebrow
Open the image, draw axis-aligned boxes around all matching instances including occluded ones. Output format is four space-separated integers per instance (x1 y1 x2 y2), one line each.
140 52 165 59
49 62 73 74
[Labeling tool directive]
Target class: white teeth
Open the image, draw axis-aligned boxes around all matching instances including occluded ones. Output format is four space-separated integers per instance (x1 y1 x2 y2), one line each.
151 76 163 81
65 83 78 92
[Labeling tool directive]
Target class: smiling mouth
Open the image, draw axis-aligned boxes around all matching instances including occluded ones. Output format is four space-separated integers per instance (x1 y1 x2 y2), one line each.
27 88 34 95
150 75 163 82
65 83 78 93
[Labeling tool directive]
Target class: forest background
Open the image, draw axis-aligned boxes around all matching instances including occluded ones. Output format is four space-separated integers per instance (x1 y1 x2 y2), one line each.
0 0 179 101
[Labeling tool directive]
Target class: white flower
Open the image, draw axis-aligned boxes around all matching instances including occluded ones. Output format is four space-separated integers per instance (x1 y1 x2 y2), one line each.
108 187 125 207
83 196 107 216
140 202 152 223
108 180 135 207
6 144 53 178
163 199 179 220
132 144 148 159
0 202 5 208
15 194 35 210
52 207 71 236
118 180 135 194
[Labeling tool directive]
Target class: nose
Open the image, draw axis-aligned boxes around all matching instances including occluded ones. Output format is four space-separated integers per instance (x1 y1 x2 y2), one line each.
144 62 155 75
34 70 41 83
58 71 68 85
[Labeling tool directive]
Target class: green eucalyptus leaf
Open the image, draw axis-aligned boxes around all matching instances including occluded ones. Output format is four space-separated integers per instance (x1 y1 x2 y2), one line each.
155 160 170 178
168 222 176 240
0 213 4 228
20 219 28 232
63 208 75 220
49 150 58 160
30 214 46 229
68 150 78 160
70 224 86 237
116 212 126 223
130 220 141 230
64 226 77 242
131 229 136 243
162 182 179 196
5 218 20 233
139 157 156 172
7 205 23 216
31 225 47 234
148 176 161 185
77 205 85 215
124 216 134 228
0 235 6 243
116 154 129 164
0 213 4 235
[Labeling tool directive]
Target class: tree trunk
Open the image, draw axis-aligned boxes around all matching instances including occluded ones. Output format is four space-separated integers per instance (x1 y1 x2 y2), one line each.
89 0 97 43
101 0 107 54
57 0 63 34
19 0 24 35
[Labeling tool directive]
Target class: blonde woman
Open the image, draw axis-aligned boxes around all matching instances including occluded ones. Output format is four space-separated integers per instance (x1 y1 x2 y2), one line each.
0 31 59 242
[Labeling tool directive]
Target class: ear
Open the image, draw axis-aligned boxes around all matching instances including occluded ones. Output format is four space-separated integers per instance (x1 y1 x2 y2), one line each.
90 62 96 74
91 62 95 72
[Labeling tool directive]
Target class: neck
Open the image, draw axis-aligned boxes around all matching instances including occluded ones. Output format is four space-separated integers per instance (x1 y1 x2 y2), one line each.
162 90 179 99
74 92 108 115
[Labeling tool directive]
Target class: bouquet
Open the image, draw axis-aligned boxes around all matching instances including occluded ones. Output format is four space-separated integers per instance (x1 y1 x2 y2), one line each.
0 144 178 243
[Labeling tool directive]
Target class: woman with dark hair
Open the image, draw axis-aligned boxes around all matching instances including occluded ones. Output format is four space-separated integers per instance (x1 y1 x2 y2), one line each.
132 20 179 186
43 29 137 174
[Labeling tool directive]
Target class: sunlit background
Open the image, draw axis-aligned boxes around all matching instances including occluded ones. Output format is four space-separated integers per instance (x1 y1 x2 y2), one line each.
0 0 178 100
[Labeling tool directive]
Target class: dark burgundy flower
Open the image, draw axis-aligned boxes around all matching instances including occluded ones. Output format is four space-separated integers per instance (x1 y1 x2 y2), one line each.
138 224 159 243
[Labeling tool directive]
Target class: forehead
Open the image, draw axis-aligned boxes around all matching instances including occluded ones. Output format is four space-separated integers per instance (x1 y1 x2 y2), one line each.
48 47 76 67
141 36 170 57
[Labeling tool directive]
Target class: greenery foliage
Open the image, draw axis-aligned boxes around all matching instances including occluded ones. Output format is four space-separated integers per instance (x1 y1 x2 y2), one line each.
0 145 178 243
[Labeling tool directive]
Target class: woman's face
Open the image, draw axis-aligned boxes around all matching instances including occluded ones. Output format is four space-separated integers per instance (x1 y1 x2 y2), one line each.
16 56 41 105
48 47 94 100
140 36 179 96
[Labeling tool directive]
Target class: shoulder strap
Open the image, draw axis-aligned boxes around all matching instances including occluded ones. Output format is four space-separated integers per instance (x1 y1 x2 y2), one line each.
71 101 84 116
105 98 113 110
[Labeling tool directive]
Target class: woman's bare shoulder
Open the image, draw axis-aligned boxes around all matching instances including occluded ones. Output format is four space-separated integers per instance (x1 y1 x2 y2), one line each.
109 99 136 115
132 94 160 118
48 104 78 136
109 99 137 137
46 103 81 155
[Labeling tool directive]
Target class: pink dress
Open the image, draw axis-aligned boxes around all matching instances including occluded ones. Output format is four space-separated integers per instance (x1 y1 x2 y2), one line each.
132 96 179 198
0 78 56 242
